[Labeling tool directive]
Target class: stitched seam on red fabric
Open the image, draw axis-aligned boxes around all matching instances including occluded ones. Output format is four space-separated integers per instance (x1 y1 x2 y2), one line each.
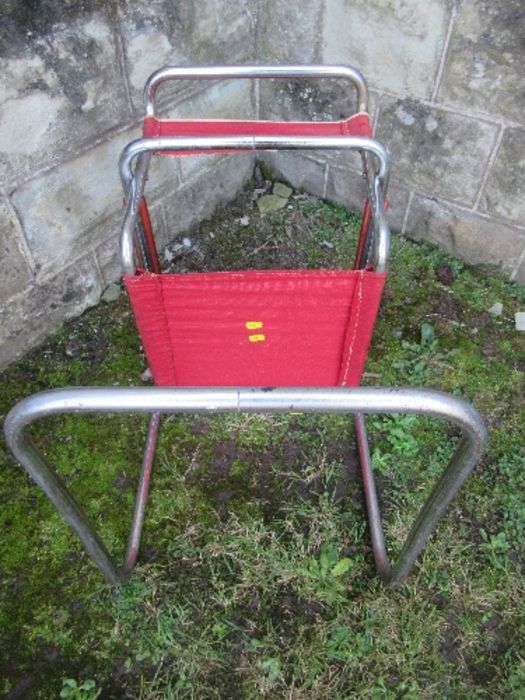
157 277 177 385
340 270 365 386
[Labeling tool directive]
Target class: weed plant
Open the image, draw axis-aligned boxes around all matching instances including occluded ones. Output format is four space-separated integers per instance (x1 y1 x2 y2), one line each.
1 183 524 698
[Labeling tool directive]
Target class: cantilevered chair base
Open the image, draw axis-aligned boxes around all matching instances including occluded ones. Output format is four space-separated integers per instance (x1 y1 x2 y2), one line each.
4 386 486 588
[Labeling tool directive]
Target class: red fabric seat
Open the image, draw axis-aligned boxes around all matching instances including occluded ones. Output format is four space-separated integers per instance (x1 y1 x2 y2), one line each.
124 269 386 387
126 112 384 388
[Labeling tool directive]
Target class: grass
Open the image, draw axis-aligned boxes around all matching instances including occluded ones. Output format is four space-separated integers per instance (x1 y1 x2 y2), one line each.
1 178 525 698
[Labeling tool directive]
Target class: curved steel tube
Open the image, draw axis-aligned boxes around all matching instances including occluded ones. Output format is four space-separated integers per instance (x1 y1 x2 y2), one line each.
120 135 389 192
372 174 390 272
4 386 486 587
118 135 390 275
144 64 369 116
122 152 152 272
355 412 390 579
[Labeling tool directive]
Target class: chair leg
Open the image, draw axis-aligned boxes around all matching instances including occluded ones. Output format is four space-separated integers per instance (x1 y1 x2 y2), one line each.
124 411 161 572
4 386 486 587
355 410 486 588
5 428 123 585
386 433 481 587
355 413 390 581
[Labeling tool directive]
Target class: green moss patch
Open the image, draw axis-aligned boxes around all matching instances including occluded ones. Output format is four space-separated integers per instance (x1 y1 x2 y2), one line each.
1 185 524 697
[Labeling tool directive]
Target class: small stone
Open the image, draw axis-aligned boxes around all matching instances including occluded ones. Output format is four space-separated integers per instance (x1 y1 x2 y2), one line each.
239 216 250 226
488 303 503 317
163 247 175 263
182 237 192 248
515 312 525 331
141 367 153 382
273 182 293 199
101 283 120 303
321 240 335 249
257 194 288 215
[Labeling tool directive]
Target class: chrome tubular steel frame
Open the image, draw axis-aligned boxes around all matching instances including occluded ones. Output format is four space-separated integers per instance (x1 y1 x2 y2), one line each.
4 387 486 588
119 135 391 275
139 64 376 270
3 66 487 591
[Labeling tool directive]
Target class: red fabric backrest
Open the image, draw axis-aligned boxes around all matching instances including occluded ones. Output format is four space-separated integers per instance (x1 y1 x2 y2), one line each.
142 114 373 156
124 269 385 387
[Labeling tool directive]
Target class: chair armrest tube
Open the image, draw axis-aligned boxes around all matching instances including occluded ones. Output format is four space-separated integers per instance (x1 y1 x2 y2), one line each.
5 387 486 441
119 135 389 192
118 135 390 275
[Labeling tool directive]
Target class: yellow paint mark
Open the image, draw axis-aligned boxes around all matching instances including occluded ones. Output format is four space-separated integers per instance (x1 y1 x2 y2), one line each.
249 334 266 343
246 321 263 329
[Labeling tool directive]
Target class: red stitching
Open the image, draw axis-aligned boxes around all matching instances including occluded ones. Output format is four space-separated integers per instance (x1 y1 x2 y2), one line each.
341 271 364 386
158 276 179 385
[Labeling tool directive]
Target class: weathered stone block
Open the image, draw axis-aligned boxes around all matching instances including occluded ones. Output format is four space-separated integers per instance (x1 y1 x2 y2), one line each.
259 153 327 200
146 157 182 198
137 155 254 258
10 130 136 273
9 119 190 276
176 80 255 183
171 156 228 196
0 255 102 370
0 12 129 185
325 165 409 232
406 195 525 278
259 77 367 124
322 0 451 99
0 194 33 299
481 127 525 224
256 0 323 64
95 234 123 288
119 0 255 114
376 98 498 205
191 1 255 62
181 154 254 226
159 186 199 249
170 80 254 122
438 0 525 122
325 165 366 213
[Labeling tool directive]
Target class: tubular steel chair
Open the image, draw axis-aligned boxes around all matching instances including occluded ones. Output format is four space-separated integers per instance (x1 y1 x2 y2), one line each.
4 66 487 588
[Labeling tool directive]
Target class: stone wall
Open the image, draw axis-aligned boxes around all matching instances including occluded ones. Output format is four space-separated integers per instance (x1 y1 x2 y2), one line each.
259 0 525 280
1 0 524 368
0 1 258 368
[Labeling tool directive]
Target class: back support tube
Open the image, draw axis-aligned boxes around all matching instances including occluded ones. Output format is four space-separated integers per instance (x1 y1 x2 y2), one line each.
144 64 369 116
